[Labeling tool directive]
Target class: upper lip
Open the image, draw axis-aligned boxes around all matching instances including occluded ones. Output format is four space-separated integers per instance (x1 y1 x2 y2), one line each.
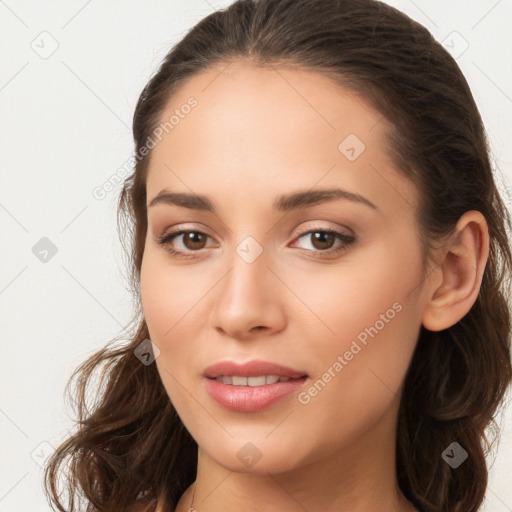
203 359 308 379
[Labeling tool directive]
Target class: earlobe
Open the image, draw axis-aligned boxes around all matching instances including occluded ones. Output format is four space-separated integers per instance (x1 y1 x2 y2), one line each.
421 211 490 332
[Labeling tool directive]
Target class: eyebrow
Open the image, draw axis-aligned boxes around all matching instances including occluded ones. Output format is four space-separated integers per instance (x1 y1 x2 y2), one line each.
148 188 378 212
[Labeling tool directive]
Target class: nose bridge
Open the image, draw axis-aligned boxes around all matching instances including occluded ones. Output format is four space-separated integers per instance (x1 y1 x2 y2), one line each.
210 231 285 336
222 233 272 306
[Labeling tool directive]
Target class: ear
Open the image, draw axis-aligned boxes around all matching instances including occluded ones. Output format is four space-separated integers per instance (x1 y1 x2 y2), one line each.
421 211 490 332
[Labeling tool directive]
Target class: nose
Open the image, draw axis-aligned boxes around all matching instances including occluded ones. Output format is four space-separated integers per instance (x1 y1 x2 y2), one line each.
209 242 287 340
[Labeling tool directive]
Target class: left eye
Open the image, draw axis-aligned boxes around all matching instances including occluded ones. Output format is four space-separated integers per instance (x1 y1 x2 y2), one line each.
293 228 354 252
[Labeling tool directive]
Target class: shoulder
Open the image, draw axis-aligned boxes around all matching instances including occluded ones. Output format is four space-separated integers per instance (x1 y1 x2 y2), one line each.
129 497 175 512
87 498 169 512
127 498 158 512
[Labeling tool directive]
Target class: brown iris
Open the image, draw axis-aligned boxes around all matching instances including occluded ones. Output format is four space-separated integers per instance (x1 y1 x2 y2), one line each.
309 231 336 250
182 232 208 250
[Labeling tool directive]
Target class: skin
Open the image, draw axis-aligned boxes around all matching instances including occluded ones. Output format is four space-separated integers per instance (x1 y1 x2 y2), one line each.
139 60 489 512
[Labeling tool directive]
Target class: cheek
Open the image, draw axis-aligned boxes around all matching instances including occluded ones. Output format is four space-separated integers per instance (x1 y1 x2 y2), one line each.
139 249 215 372
140 255 200 414
286 241 423 384
140 255 171 338
288 244 418 337
140 248 200 333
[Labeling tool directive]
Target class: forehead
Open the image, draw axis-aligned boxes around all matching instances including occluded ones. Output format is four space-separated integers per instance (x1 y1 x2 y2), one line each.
153 60 384 151
145 60 418 220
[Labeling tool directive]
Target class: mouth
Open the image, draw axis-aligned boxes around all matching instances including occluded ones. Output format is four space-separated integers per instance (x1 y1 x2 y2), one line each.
209 375 307 386
202 359 309 412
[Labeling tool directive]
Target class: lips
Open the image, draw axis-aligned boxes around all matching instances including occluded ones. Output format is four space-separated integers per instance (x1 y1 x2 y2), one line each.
202 359 309 412
203 359 308 380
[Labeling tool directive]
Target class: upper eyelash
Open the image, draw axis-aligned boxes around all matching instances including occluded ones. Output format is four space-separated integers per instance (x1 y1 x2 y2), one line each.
156 228 355 259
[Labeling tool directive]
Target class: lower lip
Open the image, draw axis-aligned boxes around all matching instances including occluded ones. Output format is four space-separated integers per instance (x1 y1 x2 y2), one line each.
204 377 308 412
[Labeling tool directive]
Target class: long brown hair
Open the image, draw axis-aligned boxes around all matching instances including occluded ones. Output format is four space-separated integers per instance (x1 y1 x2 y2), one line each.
43 1 512 511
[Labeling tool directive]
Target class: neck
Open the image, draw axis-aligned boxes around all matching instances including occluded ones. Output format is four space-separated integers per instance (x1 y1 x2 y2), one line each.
180 470 416 512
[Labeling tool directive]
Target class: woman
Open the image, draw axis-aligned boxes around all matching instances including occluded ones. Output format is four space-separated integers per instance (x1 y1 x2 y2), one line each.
43 0 512 511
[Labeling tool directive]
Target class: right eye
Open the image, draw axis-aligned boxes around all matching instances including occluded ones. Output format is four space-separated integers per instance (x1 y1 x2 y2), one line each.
156 230 216 258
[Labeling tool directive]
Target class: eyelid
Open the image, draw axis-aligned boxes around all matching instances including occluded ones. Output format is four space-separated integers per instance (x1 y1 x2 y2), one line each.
292 222 354 239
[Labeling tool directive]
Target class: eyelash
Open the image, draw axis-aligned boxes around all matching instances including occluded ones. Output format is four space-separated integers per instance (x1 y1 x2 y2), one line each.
155 227 356 259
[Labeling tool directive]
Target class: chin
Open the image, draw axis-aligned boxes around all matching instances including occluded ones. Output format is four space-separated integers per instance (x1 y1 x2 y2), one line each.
200 436 307 475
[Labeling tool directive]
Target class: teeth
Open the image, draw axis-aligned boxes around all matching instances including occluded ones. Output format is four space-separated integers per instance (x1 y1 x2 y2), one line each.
214 375 292 386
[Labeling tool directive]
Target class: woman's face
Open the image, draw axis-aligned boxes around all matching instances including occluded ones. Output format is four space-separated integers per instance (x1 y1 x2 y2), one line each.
140 61 431 475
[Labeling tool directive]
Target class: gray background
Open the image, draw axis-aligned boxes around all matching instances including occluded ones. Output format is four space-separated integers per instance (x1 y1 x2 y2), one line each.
1 0 511 510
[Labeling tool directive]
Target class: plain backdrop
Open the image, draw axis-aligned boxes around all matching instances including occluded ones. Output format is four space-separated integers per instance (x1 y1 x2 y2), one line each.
1 1 511 510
